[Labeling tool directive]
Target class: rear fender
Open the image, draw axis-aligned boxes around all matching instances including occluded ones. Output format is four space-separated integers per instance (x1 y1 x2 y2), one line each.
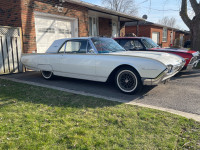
37 64 53 72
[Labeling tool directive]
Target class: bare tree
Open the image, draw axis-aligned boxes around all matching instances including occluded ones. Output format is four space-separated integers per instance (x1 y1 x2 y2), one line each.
180 0 200 51
158 16 180 28
101 0 138 15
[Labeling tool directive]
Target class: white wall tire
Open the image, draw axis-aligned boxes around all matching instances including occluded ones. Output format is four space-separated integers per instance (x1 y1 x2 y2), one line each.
41 71 53 80
115 67 142 94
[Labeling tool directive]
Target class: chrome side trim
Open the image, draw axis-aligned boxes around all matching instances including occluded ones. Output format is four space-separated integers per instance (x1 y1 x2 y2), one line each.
192 51 199 57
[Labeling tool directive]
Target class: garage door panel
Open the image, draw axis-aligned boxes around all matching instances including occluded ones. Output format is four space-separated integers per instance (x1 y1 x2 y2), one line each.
57 20 72 39
35 15 74 53
35 17 56 27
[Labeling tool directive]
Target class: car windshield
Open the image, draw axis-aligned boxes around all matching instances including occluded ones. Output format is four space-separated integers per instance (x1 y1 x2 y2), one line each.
142 38 160 49
91 37 125 53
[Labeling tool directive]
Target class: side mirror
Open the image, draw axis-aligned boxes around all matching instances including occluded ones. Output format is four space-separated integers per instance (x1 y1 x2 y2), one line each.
88 49 95 54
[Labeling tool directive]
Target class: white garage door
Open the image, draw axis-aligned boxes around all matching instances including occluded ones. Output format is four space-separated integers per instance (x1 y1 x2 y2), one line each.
152 32 160 44
35 15 74 53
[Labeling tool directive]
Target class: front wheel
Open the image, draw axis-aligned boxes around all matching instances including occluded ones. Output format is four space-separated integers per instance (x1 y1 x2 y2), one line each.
41 71 53 80
115 67 142 94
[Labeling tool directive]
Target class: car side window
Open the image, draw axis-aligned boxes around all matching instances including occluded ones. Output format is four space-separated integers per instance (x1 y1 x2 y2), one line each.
58 40 88 53
115 39 120 44
120 39 144 51
59 42 67 53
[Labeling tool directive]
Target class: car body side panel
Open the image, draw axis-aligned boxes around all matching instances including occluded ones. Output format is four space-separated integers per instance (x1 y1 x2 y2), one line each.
21 53 166 82
58 54 96 76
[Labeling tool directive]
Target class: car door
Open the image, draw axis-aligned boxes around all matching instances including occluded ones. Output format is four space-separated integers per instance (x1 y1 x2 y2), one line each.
58 39 96 77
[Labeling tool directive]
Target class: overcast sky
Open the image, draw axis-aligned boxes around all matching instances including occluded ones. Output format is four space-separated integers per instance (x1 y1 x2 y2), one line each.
81 0 195 30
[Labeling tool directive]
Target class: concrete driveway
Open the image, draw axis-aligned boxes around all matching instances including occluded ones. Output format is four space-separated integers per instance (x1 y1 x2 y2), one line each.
1 70 200 115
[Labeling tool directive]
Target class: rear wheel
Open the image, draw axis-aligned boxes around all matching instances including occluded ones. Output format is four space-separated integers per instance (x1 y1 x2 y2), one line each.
41 71 53 80
115 67 142 94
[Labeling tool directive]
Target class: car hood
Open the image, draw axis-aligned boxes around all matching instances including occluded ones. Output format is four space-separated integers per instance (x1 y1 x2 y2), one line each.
108 51 185 66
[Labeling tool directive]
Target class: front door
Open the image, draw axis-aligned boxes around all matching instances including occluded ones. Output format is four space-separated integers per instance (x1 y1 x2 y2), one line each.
152 32 160 44
58 39 96 77
112 21 118 37
89 17 98 36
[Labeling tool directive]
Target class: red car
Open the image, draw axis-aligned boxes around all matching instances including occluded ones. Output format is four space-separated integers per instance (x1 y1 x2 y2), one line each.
114 37 199 70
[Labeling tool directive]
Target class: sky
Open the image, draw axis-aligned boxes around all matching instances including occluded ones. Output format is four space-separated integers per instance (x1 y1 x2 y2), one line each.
81 0 195 30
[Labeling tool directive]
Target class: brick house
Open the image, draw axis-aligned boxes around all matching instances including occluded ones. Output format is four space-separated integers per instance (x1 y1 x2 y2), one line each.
124 21 182 48
0 0 144 53
175 30 191 47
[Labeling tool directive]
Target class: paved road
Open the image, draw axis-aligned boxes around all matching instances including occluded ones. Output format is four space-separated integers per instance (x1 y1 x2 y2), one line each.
1 70 200 115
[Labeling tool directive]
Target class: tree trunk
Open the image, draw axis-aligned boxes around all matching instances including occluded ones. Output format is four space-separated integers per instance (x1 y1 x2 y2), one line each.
180 0 200 52
190 15 200 51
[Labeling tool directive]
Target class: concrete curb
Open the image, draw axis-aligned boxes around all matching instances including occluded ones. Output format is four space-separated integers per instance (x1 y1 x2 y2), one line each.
1 76 200 122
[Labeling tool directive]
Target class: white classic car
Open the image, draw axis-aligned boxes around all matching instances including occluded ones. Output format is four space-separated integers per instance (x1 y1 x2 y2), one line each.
21 37 185 94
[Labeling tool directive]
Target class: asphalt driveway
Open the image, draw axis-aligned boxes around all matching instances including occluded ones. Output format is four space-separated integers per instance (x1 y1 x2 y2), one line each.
1 70 200 115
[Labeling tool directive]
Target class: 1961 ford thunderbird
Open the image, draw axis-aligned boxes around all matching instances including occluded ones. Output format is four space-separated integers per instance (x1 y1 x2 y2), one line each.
21 37 185 94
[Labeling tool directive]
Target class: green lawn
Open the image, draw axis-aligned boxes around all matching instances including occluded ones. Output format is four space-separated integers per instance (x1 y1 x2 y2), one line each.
0 79 200 149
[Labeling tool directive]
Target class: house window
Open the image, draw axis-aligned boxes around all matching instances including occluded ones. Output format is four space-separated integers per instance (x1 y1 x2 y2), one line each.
89 17 98 36
162 28 167 42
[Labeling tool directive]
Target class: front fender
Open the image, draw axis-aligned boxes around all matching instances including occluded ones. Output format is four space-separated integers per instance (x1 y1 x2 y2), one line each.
95 55 167 80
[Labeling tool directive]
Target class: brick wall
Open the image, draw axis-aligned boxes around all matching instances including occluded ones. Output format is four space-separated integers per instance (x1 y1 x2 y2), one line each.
125 26 151 37
0 0 22 27
0 0 89 53
98 17 112 37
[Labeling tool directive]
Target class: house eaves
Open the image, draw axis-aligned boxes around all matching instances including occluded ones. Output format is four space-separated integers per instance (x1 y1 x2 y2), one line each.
59 0 145 22
126 21 180 31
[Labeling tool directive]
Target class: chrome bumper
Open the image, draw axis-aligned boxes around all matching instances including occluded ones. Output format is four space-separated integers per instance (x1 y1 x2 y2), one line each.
142 69 168 86
186 59 200 70
143 62 185 86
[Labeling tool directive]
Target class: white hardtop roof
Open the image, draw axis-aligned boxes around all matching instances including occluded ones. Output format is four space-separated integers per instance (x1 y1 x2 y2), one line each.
46 37 93 53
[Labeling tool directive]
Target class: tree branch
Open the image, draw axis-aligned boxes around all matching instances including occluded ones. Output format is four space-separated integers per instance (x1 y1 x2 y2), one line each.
180 0 192 28
189 0 200 15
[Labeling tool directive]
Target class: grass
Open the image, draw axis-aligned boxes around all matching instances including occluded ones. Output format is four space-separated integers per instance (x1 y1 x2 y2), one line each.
0 79 200 149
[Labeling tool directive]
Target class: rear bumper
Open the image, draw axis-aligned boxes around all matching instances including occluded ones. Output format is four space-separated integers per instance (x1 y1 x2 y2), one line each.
143 62 185 86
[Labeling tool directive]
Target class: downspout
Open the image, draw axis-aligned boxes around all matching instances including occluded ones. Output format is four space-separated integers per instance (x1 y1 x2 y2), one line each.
118 16 120 37
136 21 139 36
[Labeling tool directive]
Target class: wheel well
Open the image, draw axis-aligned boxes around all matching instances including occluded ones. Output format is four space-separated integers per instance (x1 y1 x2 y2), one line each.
106 64 140 83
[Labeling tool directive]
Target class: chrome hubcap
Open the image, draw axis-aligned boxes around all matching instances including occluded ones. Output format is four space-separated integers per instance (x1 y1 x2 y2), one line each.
117 70 138 92
42 71 52 78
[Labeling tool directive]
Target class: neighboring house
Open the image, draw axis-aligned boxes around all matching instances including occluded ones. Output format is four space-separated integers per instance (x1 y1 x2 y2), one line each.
175 30 191 47
0 0 144 53
125 21 186 48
